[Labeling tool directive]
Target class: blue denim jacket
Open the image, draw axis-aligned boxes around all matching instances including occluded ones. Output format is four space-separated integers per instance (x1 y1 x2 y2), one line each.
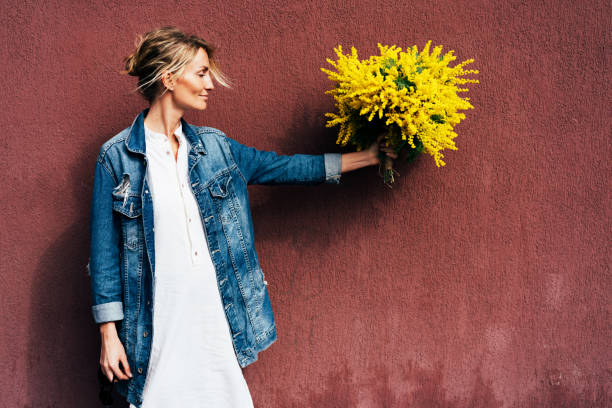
88 107 341 406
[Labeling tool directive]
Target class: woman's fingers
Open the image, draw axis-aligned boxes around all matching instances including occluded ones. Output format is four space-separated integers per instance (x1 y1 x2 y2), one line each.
102 365 114 383
120 353 133 378
100 333 132 383
370 134 398 158
111 362 130 381
380 147 398 158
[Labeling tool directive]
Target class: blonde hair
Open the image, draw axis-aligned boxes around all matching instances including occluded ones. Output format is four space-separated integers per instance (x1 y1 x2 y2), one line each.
122 26 232 103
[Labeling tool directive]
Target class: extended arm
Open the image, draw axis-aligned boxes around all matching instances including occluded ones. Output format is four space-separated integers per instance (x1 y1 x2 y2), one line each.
224 130 396 185
225 134 341 185
224 132 395 185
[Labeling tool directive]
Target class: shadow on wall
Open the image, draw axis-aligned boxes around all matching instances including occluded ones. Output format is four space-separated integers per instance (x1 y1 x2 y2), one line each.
27 220 105 406
26 137 130 406
246 97 416 257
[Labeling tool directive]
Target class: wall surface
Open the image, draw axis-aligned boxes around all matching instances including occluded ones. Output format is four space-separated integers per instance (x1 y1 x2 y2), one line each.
0 0 610 406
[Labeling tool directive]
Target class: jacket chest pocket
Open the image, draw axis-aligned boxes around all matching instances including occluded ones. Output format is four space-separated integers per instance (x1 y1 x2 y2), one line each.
112 193 143 250
208 171 236 221
208 171 232 199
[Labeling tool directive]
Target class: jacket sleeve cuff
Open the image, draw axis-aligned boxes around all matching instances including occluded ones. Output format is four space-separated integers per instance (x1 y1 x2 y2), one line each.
323 153 342 184
92 301 124 324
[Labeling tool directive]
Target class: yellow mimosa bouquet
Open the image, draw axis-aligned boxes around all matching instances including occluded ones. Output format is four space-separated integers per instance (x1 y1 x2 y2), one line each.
321 41 479 186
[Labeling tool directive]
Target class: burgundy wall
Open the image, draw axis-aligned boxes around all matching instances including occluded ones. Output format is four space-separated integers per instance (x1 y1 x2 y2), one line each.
0 0 609 406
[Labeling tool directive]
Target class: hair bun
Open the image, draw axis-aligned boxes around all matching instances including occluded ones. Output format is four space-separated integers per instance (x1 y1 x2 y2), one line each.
123 53 141 76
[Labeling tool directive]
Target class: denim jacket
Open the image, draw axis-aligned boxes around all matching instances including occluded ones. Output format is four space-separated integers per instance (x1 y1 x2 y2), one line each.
88 108 341 406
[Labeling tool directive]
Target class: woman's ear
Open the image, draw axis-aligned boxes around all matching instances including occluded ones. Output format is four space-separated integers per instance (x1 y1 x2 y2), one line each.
161 71 175 91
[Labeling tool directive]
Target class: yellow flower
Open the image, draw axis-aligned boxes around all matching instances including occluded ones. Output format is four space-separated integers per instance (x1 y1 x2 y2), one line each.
321 41 478 167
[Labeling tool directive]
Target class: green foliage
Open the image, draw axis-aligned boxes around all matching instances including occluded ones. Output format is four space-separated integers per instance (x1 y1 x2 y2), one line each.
430 114 445 124
395 75 416 92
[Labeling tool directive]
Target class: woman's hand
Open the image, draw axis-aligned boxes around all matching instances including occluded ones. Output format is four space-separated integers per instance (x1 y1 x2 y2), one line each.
367 132 398 165
99 322 133 383
339 132 398 174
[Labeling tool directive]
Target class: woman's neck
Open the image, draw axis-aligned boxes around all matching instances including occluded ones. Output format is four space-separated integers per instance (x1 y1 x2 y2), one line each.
143 98 184 138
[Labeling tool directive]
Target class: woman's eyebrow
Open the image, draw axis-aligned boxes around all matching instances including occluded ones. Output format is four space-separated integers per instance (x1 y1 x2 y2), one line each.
199 65 209 71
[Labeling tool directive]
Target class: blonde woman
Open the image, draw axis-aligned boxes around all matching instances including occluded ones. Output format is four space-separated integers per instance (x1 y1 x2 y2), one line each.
89 26 397 407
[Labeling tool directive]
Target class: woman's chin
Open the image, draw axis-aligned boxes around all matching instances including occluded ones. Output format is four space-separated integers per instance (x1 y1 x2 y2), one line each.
192 101 208 111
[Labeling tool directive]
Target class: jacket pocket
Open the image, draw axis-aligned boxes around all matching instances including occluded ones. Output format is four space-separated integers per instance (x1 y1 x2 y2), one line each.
112 193 143 250
112 194 142 218
208 171 232 198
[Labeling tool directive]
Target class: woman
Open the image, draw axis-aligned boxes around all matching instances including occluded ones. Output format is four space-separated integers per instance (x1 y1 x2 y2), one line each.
89 26 397 407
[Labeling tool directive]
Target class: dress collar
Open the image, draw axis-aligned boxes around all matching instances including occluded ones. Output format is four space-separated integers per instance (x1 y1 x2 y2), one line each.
125 107 207 155
144 121 184 144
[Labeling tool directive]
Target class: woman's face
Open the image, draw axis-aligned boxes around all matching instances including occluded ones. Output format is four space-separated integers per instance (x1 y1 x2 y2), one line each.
167 47 214 111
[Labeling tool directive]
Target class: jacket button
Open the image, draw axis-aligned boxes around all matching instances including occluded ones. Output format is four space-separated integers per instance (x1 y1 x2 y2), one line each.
147 300 150 306
143 331 148 337
138 368 143 374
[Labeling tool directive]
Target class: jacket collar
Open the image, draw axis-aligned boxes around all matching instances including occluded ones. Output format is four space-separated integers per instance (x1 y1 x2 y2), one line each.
125 107 207 155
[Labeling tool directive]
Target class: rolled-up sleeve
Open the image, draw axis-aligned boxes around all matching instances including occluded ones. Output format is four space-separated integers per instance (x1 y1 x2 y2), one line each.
323 153 342 184
92 301 124 323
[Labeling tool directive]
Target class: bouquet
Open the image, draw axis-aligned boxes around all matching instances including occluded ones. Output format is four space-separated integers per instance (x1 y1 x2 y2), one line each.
321 41 479 186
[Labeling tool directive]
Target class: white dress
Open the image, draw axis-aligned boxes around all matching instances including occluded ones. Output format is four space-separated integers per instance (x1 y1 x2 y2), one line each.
130 123 254 408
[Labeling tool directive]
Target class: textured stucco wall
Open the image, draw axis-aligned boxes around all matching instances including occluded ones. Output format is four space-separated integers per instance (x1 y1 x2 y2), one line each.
0 0 609 406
